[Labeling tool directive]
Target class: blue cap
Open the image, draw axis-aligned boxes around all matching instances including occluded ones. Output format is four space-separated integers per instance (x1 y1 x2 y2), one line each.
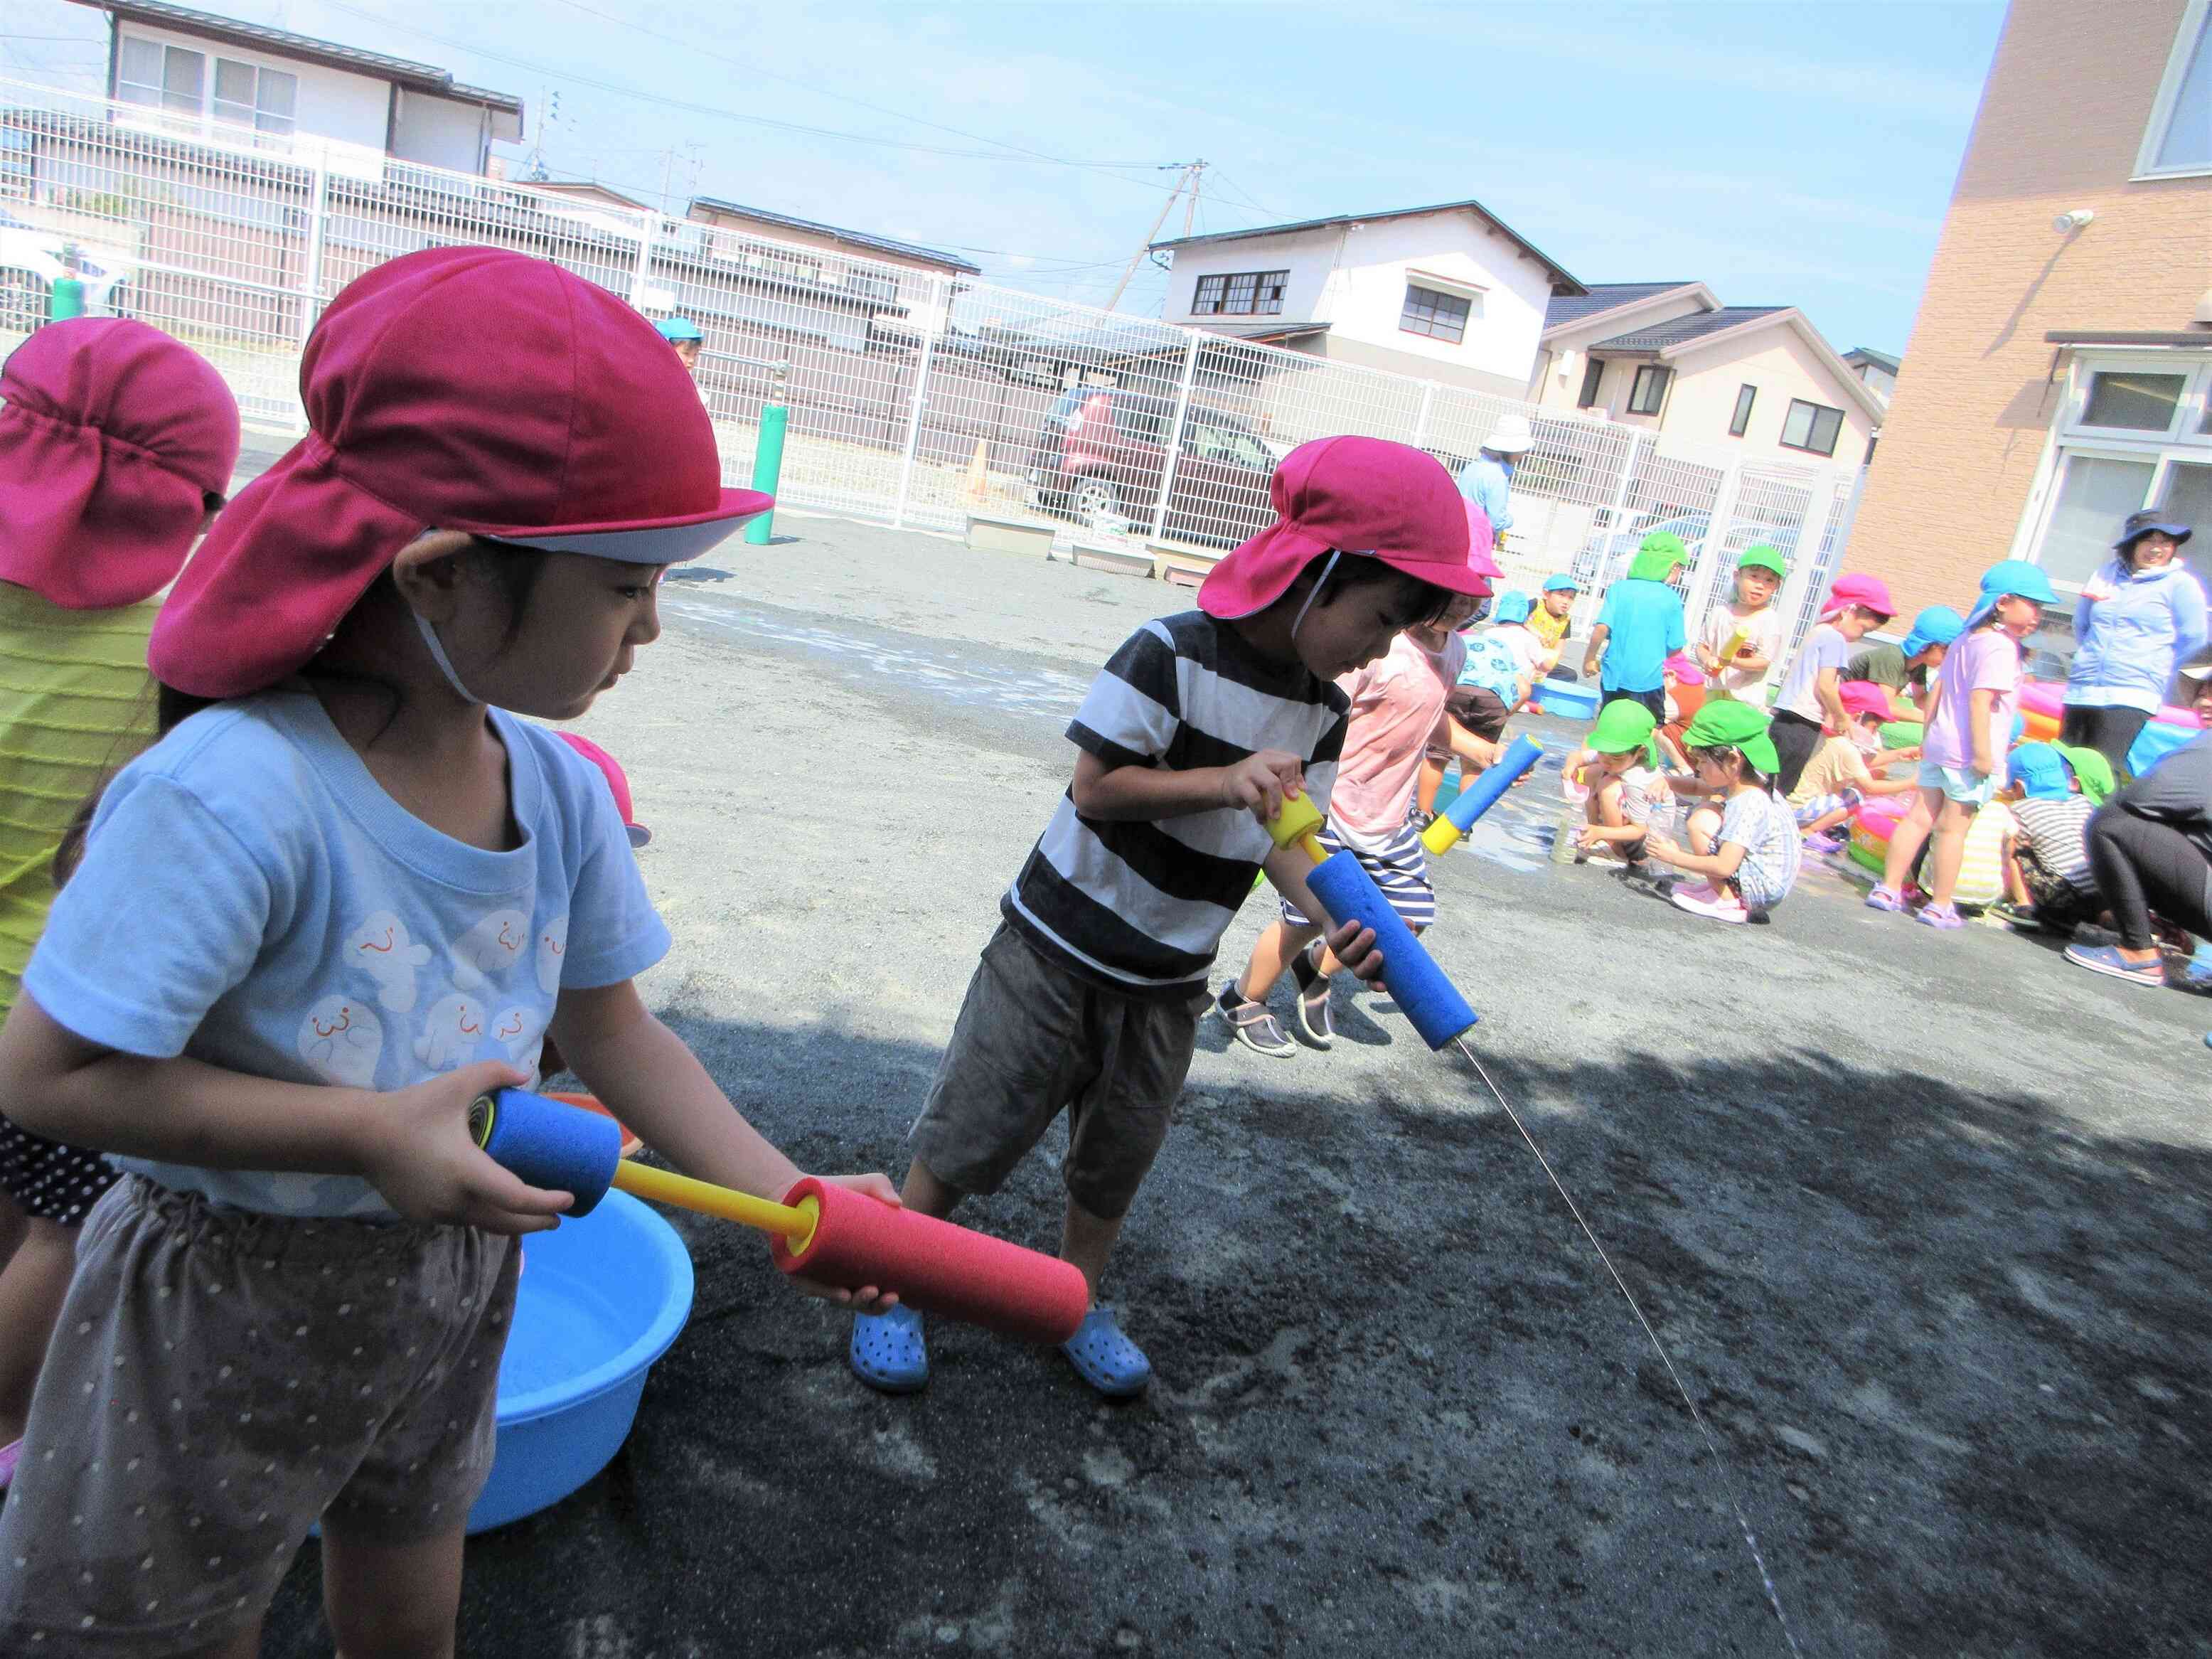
1542 573 1580 593
1490 590 1533 625
1900 605 1965 659
653 315 705 343
1965 558 2058 627
2009 742 2071 801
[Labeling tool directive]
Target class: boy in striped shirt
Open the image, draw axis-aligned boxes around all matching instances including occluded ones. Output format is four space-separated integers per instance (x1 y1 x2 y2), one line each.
849 438 1491 1399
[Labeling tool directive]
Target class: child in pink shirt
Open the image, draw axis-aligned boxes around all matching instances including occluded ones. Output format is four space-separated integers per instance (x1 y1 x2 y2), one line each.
1227 592 1491 1051
1868 560 2058 927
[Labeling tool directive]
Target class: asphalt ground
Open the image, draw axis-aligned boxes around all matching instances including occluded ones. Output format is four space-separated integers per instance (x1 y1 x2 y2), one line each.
225 509 2208 1658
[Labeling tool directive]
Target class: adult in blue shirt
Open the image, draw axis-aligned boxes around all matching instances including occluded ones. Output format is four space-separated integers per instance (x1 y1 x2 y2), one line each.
2063 508 2205 774
1456 415 1534 549
1583 532 1689 722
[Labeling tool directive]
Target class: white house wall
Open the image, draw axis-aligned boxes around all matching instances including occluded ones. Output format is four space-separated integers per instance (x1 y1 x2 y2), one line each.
1663 326 1878 466
115 21 390 151
390 87 486 174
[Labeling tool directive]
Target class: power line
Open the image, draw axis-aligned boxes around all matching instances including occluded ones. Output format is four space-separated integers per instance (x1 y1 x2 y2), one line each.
321 1 1196 186
542 0 1172 176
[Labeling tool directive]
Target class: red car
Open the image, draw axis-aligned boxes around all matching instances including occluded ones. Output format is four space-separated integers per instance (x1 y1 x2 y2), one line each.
1026 389 1278 548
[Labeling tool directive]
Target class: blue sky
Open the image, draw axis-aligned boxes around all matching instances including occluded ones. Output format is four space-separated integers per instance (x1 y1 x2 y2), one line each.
6 1 2007 355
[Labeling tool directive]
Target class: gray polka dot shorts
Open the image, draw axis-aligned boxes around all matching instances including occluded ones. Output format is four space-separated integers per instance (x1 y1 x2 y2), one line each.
0 1175 518 1655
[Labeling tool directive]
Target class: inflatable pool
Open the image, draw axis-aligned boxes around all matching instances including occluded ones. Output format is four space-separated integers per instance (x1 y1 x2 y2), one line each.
1847 794 1906 876
2019 680 2202 733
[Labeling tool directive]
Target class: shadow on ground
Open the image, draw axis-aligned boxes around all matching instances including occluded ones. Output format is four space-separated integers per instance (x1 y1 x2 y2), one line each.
262 1015 2212 1658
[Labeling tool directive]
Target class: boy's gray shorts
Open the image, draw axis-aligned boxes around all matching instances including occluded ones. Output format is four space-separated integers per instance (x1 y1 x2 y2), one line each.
910 923 1207 1222
0 1175 516 1656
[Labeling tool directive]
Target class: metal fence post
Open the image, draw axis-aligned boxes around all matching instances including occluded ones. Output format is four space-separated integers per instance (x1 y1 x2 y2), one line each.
891 275 946 530
295 146 330 351
1772 469 1847 668
1681 454 1747 633
1147 333 1202 545
627 208 657 309
1412 382 1436 450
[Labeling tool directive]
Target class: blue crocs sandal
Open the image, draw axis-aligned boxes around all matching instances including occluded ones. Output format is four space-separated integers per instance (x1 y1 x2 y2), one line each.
850 1304 928 1394
1062 1305 1151 1398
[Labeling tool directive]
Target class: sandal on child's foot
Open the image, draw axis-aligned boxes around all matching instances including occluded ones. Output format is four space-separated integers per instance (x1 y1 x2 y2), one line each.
1916 902 1965 930
1217 984 1294 1058
1287 946 1335 1047
1062 1305 1151 1398
1864 885 1909 914
850 1304 928 1394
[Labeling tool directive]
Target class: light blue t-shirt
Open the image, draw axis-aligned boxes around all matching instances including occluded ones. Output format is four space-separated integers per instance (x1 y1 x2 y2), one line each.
23 693 670 1218
1594 578 1687 694
1456 455 1514 534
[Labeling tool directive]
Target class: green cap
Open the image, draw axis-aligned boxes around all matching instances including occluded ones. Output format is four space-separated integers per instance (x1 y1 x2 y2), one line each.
1628 532 1689 582
1682 697 1780 777
1738 544 1788 577
1588 698 1657 755
2052 742 2115 805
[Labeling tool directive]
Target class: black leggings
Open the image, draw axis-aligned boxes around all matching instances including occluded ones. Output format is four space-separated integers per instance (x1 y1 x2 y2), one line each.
2061 705 2151 776
1768 708 1826 798
2086 805 2212 951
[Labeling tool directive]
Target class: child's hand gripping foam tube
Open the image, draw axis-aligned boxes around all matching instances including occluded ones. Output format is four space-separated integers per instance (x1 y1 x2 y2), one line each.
1268 794 1478 1050
1420 733 1543 855
470 1089 1090 1343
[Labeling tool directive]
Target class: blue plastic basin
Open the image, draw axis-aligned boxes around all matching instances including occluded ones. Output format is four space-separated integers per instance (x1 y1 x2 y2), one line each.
466 1188 694 1533
1533 680 1601 721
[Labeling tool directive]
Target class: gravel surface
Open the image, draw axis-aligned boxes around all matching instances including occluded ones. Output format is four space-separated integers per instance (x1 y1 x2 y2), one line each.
259 511 2211 1658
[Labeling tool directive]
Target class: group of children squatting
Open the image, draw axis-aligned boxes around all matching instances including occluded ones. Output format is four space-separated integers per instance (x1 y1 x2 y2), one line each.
0 250 1518 1653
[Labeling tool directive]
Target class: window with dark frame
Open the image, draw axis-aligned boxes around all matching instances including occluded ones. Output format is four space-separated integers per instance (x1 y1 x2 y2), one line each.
1576 356 1604 408
1399 282 1473 344
1628 364 1670 415
1780 398 1844 457
1191 270 1287 317
1729 383 1757 437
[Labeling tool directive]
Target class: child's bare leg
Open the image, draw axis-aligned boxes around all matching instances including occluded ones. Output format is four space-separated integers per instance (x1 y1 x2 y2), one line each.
323 1525 464 1659
1416 755 1448 817
0 1215 78 1444
1802 805 1852 837
1880 787 1941 892
1595 779 1629 828
1061 1197 1126 1302
1687 806 1722 856
899 1158 962 1220
2004 848 2033 907
1237 917 1324 1004
1925 800 1975 906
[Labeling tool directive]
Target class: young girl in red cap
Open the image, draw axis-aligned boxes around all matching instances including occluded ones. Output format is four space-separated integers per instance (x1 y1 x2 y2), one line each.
0 319 239 1502
849 436 1485 1401
0 247 897 1657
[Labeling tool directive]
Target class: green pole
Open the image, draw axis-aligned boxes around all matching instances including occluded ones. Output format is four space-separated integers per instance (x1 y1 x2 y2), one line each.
48 273 86 322
744 397 788 545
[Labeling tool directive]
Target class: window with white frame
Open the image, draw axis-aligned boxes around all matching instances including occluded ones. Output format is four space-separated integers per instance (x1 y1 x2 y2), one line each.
117 35 296 137
2024 354 2212 593
2137 0 2211 178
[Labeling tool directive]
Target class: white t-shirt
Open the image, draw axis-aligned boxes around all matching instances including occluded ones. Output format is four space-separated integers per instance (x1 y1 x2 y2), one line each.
1774 623 1851 724
1701 604 1784 705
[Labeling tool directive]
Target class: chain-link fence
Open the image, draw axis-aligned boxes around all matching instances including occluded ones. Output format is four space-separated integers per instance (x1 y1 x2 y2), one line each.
1 74 1864 663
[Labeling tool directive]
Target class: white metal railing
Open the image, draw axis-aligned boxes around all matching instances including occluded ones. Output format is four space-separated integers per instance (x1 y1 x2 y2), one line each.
0 74 1862 662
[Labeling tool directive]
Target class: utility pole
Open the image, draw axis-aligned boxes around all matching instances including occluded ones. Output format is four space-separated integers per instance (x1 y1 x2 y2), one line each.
1105 159 1203 314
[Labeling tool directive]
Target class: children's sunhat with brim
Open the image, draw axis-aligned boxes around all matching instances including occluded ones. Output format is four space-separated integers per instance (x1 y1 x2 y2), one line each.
1737 544 1788 577
149 246 771 700
1962 559 2058 629
2051 742 2115 805
1587 698 1656 756
1819 572 1897 622
1682 697 1780 775
1197 435 1487 619
1490 590 1533 626
1542 572 1580 594
1900 606 1965 658
2009 742 2072 801
1628 532 1687 580
0 317 239 610
556 730 652 847
1838 681 1891 722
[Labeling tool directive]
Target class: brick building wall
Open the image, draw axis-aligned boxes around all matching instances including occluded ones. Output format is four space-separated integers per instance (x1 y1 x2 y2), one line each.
1842 0 2211 618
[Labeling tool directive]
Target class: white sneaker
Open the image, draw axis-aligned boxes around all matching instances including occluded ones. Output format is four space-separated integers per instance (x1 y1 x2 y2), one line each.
1667 880 1749 925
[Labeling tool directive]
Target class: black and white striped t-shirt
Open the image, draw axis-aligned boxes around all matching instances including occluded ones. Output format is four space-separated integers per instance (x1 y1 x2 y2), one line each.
1003 612 1348 998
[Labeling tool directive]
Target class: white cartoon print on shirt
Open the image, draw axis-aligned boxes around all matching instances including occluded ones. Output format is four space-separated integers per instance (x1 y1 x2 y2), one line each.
488 1005 544 1069
345 909 433 1012
415 992 487 1070
298 995 383 1089
536 913 569 995
451 908 530 991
